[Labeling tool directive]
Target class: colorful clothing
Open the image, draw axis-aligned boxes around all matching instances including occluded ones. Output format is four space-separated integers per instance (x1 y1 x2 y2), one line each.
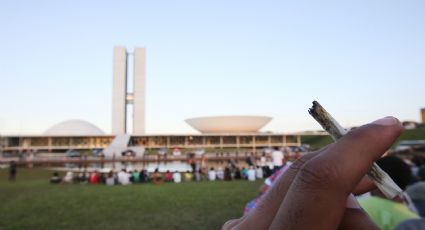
359 196 419 230
244 162 292 214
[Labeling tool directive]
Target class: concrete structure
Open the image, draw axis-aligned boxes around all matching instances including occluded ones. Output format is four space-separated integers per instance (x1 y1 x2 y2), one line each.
421 108 425 123
112 46 146 135
133 48 146 135
1 133 302 154
112 47 128 135
44 120 105 136
0 46 307 157
185 116 272 133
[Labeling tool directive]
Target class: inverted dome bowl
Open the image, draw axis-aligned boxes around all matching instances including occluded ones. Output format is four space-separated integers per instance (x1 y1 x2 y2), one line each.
185 116 272 133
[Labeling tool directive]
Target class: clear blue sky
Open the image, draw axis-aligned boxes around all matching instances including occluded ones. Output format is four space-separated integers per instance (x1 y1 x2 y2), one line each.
0 0 424 135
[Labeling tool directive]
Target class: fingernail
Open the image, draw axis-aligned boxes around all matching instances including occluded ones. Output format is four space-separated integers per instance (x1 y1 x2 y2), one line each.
371 117 399 126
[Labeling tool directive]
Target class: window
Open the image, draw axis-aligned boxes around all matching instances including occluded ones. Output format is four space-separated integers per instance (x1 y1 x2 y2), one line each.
223 136 237 145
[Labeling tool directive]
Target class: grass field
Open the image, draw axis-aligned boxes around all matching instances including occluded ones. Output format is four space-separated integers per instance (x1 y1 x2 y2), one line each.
0 169 262 230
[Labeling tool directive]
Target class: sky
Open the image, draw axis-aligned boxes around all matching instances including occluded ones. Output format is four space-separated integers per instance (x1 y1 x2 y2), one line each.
0 0 424 135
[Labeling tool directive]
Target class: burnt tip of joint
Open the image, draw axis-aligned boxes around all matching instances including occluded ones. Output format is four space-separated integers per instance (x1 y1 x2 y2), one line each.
308 101 320 116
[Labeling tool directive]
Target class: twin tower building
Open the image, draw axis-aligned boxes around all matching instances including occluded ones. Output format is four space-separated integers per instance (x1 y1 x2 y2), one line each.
112 47 146 135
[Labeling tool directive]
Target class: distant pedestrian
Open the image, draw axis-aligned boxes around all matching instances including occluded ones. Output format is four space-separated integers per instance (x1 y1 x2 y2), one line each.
245 154 253 166
255 166 263 179
234 167 242 180
195 169 202 182
271 147 284 172
9 161 17 181
247 166 256 181
224 167 232 181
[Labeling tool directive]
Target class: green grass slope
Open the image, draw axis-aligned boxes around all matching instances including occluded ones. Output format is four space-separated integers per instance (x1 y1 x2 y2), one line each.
302 128 425 150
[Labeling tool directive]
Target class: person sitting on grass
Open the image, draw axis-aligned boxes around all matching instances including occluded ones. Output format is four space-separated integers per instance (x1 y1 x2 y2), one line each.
151 168 164 185
165 170 173 182
247 166 256 182
62 171 74 184
105 171 115 186
241 167 248 180
132 170 140 183
89 171 99 184
118 169 131 185
406 180 425 217
208 167 216 181
216 167 224 180
184 170 193 182
255 165 263 179
195 169 202 182
359 156 420 229
234 167 242 180
173 170 181 183
50 172 61 184
224 167 232 181
128 170 134 182
139 169 148 183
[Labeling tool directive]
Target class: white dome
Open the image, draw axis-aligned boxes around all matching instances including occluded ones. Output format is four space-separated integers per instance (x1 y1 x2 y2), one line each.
185 116 272 133
44 119 105 136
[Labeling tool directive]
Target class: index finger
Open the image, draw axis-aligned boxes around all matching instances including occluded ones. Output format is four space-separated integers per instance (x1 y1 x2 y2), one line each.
269 117 403 229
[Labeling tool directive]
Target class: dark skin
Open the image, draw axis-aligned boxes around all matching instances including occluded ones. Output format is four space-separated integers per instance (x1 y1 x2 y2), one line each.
223 117 403 230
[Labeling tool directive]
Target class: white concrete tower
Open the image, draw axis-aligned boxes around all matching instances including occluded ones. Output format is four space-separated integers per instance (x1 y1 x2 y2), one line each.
133 48 146 134
112 47 127 135
111 46 146 135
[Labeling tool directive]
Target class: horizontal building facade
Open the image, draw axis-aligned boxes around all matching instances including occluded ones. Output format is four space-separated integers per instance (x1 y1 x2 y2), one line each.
0 134 301 153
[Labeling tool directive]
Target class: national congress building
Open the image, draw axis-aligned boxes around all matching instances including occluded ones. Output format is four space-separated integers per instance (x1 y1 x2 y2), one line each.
0 47 301 155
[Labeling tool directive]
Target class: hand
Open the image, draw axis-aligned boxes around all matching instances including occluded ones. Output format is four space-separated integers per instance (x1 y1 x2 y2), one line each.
223 117 403 230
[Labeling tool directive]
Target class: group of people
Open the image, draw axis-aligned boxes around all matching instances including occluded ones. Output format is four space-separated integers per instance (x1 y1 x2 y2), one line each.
49 147 291 186
207 165 265 182
50 169 151 185
49 164 272 186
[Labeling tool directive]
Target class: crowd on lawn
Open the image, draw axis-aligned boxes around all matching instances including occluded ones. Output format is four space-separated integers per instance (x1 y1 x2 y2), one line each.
35 146 425 229
50 148 285 185
50 147 288 185
50 166 265 185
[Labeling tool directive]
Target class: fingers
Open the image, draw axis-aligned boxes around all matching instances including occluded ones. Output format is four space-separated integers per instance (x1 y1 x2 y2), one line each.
222 219 242 230
353 176 375 196
338 208 380 230
232 150 322 230
269 117 403 229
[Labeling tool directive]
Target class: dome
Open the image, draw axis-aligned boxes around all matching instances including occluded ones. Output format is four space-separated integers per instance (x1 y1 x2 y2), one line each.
44 119 105 136
185 116 272 133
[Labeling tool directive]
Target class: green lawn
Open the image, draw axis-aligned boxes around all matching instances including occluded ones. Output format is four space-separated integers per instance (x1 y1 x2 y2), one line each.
0 169 262 230
302 127 425 149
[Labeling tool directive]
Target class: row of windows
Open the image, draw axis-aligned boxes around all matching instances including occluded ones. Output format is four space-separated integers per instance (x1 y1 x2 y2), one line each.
131 135 298 147
5 137 113 147
4 135 299 148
